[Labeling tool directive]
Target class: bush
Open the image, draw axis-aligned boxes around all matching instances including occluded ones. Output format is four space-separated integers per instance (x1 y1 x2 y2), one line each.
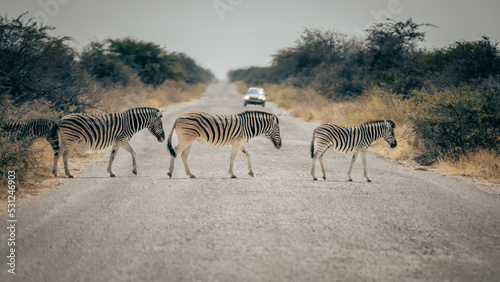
0 13 93 114
412 81 500 165
420 37 500 87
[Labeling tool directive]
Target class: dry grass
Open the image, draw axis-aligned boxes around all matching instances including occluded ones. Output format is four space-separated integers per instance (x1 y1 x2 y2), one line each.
237 81 499 184
434 149 500 184
94 80 207 114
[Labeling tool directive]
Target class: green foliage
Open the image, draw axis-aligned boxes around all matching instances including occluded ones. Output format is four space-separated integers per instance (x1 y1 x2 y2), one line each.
419 37 500 86
106 37 183 87
80 38 214 87
412 79 500 165
80 41 139 86
173 52 215 84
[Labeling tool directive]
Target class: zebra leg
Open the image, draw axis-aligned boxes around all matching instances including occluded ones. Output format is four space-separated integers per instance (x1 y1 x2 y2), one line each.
180 145 196 179
311 157 318 181
347 150 359 182
168 143 195 178
318 150 327 180
107 144 120 177
361 151 371 182
52 151 60 176
311 147 327 181
241 146 254 177
229 144 242 179
168 153 175 178
120 141 137 175
49 139 60 176
62 148 74 178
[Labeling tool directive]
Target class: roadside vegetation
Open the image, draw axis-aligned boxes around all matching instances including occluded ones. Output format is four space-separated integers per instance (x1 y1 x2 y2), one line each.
229 19 500 184
0 13 214 197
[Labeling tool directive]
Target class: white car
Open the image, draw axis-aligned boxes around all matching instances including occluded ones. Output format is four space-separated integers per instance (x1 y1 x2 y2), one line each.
243 88 266 107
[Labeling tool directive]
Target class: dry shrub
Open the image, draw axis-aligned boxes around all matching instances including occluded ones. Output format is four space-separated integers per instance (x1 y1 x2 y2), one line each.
95 80 207 113
434 149 500 183
139 80 207 109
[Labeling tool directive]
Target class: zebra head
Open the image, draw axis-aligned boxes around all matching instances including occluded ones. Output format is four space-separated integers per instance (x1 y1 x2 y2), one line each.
147 109 165 143
265 114 282 149
383 120 397 148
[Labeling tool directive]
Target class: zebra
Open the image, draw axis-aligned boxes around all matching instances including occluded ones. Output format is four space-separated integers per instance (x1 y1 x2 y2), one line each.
1 119 60 176
166 111 282 179
310 120 397 182
57 107 165 178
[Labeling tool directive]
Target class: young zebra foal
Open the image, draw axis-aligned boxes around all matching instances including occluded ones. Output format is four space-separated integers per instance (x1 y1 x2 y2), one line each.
58 107 165 178
310 120 397 182
167 111 282 179
1 119 60 176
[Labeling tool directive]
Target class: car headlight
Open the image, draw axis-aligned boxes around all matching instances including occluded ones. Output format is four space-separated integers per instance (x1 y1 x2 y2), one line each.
244 95 250 100
262 96 266 100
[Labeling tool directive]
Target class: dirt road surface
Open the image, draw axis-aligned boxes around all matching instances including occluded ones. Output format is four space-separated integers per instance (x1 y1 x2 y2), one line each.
1 82 499 281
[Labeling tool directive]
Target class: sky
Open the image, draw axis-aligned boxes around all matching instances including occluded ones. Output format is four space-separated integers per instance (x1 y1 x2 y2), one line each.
2 0 500 79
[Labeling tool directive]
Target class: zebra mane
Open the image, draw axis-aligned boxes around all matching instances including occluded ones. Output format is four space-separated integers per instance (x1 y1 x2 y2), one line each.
361 120 395 128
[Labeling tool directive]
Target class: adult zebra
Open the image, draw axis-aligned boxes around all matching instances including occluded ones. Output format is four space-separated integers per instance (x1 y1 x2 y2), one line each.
58 107 165 178
310 120 397 182
167 111 282 179
1 119 60 176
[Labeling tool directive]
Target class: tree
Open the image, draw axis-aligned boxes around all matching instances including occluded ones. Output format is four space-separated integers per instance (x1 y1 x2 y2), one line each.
0 13 92 113
173 52 214 84
419 37 500 87
107 38 183 87
365 19 434 95
80 41 138 86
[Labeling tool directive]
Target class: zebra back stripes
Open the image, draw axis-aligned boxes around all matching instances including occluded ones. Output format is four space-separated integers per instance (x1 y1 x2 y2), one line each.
58 107 165 177
311 120 397 182
1 119 60 175
59 108 164 150
167 110 281 178
1 119 59 147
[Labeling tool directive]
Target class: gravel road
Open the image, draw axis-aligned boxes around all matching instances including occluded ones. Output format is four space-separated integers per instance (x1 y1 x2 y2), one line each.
1 82 499 281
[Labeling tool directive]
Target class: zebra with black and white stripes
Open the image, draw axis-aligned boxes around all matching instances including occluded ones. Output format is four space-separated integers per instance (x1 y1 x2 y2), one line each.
58 107 165 178
167 111 282 179
1 119 60 176
310 120 397 182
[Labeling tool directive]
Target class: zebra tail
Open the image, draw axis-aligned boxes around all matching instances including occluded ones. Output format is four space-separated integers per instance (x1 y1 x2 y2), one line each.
310 130 316 159
167 121 177 158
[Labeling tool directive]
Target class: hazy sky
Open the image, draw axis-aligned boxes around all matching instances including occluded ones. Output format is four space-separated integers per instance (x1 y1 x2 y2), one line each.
2 0 499 79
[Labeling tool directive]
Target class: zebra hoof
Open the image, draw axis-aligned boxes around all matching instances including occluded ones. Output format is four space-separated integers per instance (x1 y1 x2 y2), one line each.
322 176 326 180
313 178 318 181
190 175 197 179
348 179 352 182
248 172 254 177
110 174 116 178
68 175 74 179
167 172 172 179
231 175 237 179
132 170 137 175
367 179 372 183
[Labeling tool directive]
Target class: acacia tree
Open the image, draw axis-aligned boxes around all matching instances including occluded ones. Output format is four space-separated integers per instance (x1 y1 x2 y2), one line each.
107 38 183 87
365 19 435 95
